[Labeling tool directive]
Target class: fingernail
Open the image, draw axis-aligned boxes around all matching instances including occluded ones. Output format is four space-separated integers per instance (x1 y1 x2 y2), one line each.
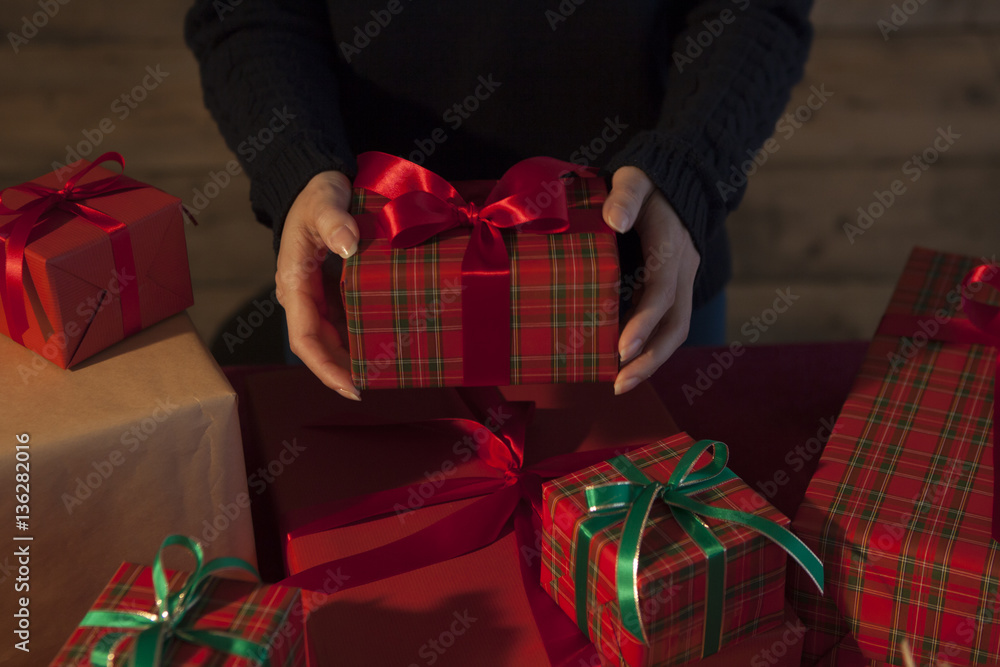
619 339 642 364
614 376 640 396
330 226 358 259
336 386 361 401
606 204 630 233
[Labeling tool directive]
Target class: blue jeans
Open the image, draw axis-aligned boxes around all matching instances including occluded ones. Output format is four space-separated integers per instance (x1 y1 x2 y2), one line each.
683 290 727 347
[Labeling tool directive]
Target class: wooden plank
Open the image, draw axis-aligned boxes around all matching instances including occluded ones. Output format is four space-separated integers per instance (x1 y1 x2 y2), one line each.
1 0 189 46
810 0 977 32
162 174 279 287
972 0 1000 25
726 164 1000 282
188 282 278 348
0 46 238 176
757 33 1000 163
724 282 897 343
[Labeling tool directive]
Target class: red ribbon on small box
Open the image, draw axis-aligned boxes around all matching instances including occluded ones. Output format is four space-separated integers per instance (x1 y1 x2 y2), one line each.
879 261 1000 542
0 152 184 346
352 152 610 386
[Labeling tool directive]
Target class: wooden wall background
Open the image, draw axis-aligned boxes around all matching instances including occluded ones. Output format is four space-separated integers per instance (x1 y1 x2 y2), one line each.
2 1 998 350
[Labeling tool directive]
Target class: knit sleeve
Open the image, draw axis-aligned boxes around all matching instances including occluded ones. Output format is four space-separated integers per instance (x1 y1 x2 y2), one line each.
605 0 814 271
184 0 357 254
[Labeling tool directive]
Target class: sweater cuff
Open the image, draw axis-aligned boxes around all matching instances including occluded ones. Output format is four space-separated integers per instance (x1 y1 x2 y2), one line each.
604 130 717 264
248 135 357 255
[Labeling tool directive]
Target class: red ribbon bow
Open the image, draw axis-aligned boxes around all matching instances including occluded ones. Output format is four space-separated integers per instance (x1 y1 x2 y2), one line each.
879 261 1000 542
353 151 604 386
279 386 630 665
0 152 147 346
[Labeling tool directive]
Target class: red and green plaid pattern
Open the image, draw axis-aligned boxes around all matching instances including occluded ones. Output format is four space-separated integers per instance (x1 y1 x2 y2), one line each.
51 562 305 666
790 247 1000 666
541 432 790 666
342 176 619 389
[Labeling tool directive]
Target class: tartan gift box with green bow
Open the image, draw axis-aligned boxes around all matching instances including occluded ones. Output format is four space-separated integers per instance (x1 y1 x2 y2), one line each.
541 433 824 666
50 536 305 667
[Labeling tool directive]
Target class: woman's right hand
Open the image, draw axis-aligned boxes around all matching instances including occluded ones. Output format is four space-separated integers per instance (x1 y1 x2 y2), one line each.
275 170 362 400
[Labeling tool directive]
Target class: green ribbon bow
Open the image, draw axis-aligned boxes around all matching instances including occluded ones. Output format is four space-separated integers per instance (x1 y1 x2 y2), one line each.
573 440 824 654
78 535 271 667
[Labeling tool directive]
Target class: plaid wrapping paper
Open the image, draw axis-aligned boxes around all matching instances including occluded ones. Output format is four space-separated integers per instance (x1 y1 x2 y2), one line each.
790 247 1000 666
342 176 620 388
541 432 791 667
50 562 305 666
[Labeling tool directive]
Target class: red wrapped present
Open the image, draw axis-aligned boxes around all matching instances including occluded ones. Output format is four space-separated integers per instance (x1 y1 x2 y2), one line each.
0 152 193 368
342 151 619 389
790 247 1000 665
542 433 825 666
227 365 677 664
50 535 304 667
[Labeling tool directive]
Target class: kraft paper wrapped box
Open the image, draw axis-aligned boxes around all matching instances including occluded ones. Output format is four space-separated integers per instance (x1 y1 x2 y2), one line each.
0 154 193 368
0 313 255 666
789 247 1000 665
51 537 303 666
342 151 619 389
542 433 823 666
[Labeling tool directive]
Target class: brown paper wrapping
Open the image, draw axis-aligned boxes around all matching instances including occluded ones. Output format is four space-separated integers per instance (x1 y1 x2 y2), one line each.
0 313 255 665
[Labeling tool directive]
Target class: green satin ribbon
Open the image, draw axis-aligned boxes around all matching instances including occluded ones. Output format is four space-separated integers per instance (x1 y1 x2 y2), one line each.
78 535 271 667
572 440 824 655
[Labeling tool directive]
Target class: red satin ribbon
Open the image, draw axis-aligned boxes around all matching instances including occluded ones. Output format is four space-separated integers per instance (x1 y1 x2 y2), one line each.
878 263 1000 542
0 152 147 346
279 386 631 665
353 152 604 386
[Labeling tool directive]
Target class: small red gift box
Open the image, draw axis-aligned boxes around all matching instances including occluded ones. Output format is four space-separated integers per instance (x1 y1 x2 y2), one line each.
0 153 193 368
342 151 619 389
542 433 824 667
790 247 1000 665
50 536 304 666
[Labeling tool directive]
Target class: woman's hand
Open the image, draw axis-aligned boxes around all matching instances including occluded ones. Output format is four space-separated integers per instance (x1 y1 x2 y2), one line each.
275 170 362 400
603 166 700 394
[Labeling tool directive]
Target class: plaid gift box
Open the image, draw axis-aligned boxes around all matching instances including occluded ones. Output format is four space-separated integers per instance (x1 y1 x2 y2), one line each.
0 152 193 368
51 536 304 666
342 151 619 389
790 247 1000 666
542 432 823 667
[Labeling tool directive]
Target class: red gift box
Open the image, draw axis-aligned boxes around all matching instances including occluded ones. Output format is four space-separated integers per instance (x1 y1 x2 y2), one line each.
0 153 193 368
228 365 678 664
790 247 1000 665
50 536 304 666
342 151 619 389
542 433 823 666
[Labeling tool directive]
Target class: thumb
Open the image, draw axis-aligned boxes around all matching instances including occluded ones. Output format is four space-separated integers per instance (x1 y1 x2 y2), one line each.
603 166 654 234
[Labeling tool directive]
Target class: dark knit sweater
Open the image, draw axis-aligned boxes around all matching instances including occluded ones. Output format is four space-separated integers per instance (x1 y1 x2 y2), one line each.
184 0 813 308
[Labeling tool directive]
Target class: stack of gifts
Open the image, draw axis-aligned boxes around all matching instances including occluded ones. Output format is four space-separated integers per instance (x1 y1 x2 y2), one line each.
0 155 256 664
227 154 825 665
15 151 830 666
789 247 1000 665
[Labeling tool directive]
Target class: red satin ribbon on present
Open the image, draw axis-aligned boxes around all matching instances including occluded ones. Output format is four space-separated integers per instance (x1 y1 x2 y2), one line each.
352 151 606 386
0 152 148 345
878 262 1000 542
278 386 629 665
